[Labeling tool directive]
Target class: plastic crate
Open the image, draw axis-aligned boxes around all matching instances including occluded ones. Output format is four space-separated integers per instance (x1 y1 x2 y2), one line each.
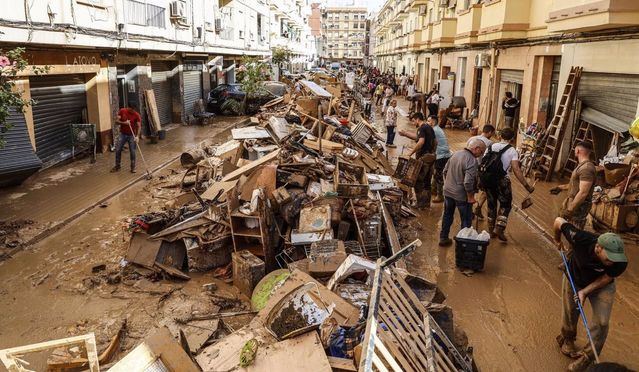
454 237 489 271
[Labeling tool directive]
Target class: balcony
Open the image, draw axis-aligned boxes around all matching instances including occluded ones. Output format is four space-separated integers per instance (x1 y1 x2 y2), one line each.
431 18 457 48
477 0 531 42
408 30 422 50
547 0 639 33
455 4 482 45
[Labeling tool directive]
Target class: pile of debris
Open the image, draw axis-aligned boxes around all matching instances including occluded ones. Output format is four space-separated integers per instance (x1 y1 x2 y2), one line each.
0 77 475 371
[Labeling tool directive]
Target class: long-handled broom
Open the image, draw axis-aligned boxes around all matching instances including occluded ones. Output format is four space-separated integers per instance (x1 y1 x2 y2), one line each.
559 250 600 364
126 122 152 180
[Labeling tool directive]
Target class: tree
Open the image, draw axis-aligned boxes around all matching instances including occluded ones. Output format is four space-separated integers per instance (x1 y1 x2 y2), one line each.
0 47 47 148
237 55 269 115
271 47 292 78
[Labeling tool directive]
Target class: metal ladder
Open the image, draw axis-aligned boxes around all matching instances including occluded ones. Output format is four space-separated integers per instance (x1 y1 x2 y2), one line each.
538 66 583 181
562 120 594 178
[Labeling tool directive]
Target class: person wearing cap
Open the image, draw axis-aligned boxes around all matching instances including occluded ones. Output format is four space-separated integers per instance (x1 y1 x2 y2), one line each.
553 217 628 371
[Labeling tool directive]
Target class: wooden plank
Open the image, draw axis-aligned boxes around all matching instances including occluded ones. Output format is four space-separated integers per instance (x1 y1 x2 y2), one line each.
358 260 384 372
376 328 416 372
378 192 402 258
379 286 430 361
327 356 357 371
144 89 162 133
373 334 404 372
221 148 281 182
377 302 428 372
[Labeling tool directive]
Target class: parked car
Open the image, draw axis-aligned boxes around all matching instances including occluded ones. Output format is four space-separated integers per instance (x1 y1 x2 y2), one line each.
207 82 288 115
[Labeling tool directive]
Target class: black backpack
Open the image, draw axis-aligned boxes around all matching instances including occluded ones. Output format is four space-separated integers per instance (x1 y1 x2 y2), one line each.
479 144 511 188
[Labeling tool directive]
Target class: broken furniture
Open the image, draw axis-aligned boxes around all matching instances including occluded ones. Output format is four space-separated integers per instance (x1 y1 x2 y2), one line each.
233 250 266 298
109 327 199 372
394 156 422 187
359 240 474 372
335 161 369 198
0 334 99 372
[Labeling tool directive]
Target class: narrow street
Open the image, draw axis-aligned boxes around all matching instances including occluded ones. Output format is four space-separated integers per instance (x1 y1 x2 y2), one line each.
0 98 637 370
375 99 639 370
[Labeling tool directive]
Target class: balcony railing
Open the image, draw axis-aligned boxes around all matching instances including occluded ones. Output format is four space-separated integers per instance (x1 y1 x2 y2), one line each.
455 4 482 45
431 18 457 48
478 0 530 42
547 0 639 33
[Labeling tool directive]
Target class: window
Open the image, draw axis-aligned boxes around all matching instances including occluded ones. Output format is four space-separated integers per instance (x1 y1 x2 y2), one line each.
257 14 262 40
126 0 166 28
353 23 358 29
360 22 365 28
239 30 244 39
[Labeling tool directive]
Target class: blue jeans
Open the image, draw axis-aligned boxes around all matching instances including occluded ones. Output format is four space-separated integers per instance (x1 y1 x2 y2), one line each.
386 126 396 145
115 133 136 169
440 196 473 240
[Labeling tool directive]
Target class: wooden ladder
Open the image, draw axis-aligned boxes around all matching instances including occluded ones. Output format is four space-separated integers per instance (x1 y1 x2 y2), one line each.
538 66 583 181
562 120 594 177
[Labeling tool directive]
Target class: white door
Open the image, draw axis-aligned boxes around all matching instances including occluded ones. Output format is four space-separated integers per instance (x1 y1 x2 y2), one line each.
455 57 467 96
438 79 454 110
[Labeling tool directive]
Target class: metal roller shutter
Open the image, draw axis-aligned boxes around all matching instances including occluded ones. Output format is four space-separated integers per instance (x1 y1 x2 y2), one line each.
30 75 87 165
0 109 43 186
578 72 639 127
500 69 524 84
183 69 202 118
151 61 173 125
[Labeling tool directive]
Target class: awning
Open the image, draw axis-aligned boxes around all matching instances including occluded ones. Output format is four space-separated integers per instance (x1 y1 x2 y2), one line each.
580 107 629 134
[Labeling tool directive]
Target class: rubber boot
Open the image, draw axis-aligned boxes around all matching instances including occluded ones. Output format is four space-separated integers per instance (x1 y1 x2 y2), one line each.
415 191 430 210
488 218 496 238
493 216 508 242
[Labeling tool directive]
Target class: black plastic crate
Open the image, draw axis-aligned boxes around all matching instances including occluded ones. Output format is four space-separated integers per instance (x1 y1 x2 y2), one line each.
454 237 490 271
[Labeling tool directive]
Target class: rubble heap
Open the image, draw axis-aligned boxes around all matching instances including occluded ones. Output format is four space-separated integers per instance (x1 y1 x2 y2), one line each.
0 75 476 372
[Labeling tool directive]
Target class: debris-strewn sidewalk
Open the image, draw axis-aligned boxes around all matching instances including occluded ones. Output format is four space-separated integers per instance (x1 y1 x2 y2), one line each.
0 117 246 254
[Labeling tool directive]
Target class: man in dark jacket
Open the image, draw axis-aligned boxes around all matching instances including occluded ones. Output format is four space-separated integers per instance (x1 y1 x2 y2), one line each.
399 113 437 209
502 92 520 129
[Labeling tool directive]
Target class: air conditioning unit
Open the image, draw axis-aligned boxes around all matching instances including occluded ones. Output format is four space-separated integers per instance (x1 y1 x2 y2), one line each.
439 0 448 6
475 53 490 68
215 18 223 32
418 5 427 14
170 1 186 18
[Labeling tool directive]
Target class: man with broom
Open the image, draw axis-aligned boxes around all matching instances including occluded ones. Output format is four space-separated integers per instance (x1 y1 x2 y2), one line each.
111 102 142 174
553 216 628 371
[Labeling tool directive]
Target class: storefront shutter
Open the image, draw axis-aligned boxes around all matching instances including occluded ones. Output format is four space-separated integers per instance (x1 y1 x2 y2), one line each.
183 69 202 118
151 61 173 125
577 72 639 128
30 75 87 166
0 109 43 186
500 69 524 84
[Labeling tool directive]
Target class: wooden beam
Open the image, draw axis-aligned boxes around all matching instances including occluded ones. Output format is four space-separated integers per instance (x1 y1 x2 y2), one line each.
221 148 281 182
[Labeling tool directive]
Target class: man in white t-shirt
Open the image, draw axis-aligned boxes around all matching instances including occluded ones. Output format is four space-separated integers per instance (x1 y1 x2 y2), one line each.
481 127 535 242
468 124 496 219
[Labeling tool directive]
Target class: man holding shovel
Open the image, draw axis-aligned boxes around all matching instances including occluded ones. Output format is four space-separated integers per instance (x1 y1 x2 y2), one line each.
111 102 142 173
553 217 628 371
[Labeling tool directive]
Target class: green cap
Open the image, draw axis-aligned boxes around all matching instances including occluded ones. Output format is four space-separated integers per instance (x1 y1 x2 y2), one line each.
597 233 627 263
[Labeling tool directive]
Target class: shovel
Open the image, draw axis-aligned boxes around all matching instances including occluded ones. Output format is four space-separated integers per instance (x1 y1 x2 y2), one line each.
521 179 538 210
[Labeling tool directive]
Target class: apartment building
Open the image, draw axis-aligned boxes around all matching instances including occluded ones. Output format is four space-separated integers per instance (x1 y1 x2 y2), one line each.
321 7 368 66
269 0 314 73
0 0 271 182
373 0 639 170
309 3 324 68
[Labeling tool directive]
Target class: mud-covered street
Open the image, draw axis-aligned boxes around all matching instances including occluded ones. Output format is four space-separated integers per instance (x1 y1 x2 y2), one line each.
0 98 637 371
